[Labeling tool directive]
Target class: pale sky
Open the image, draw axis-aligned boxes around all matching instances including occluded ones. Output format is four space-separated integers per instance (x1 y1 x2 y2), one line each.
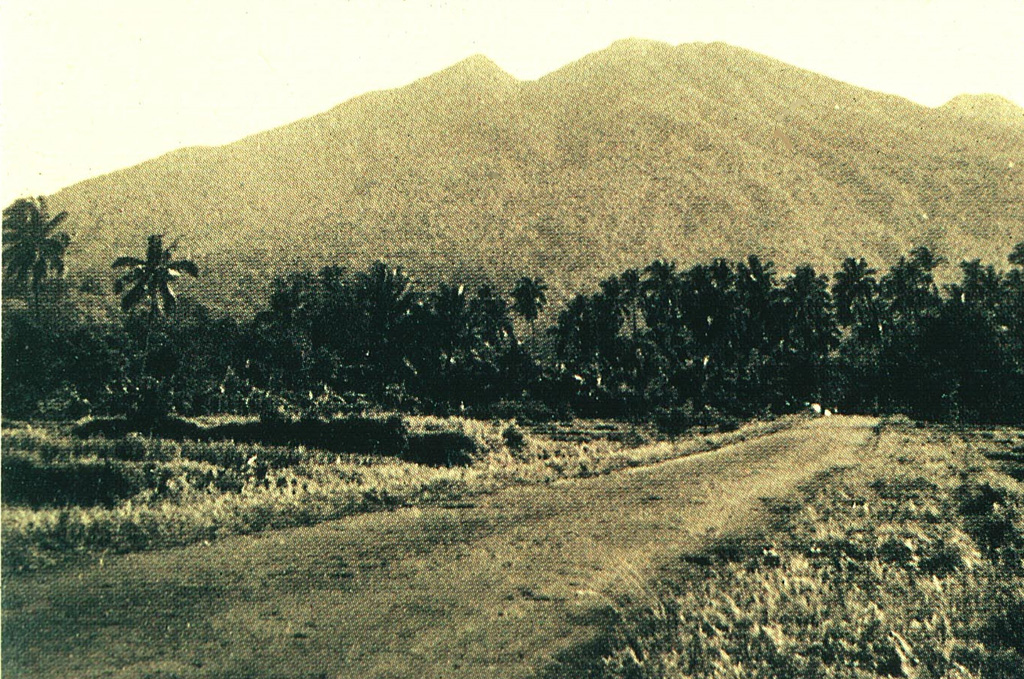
2 0 1022 204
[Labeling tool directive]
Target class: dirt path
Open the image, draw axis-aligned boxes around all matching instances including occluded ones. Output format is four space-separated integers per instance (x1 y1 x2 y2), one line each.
2 416 877 678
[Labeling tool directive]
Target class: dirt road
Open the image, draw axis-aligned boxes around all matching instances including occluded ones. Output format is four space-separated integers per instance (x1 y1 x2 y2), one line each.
2 416 877 678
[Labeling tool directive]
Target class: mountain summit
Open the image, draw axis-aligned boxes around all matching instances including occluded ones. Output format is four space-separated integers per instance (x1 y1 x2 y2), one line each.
48 40 1024 312
941 93 1024 128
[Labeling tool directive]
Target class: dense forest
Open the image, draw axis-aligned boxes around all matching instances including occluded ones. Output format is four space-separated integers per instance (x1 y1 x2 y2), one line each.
3 197 1023 428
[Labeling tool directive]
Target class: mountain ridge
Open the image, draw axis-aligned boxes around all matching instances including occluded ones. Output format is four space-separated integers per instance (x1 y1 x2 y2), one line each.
45 39 1024 313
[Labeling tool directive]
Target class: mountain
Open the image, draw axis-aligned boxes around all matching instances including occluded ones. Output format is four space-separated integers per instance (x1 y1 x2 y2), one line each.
940 94 1024 128
47 39 1024 313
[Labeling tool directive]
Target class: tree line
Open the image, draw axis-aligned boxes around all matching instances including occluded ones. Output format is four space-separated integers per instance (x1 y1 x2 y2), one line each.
3 196 1023 426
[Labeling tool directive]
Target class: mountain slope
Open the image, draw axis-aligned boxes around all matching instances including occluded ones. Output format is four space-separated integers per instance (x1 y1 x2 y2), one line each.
49 39 1024 312
941 93 1024 128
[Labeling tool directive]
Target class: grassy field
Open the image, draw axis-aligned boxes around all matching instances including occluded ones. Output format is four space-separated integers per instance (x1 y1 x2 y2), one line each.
2 415 871 678
6 416 1020 678
2 414 794 570
599 418 1024 679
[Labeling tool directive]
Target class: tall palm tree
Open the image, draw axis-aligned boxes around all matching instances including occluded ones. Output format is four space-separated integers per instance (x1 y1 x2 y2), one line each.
780 265 838 401
880 247 942 329
735 254 777 351
110 234 198 424
2 196 72 314
641 259 680 335
112 234 199 319
618 268 643 339
430 282 471 365
356 261 416 390
511 276 548 347
832 257 880 340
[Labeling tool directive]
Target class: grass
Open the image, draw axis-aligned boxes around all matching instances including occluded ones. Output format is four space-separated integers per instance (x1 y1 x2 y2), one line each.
598 418 1024 679
1 414 798 571
2 415 873 679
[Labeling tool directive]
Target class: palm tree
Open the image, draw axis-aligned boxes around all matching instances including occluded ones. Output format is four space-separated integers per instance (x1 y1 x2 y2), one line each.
430 282 471 366
112 234 199 319
2 196 72 315
355 261 416 391
832 257 880 340
511 276 548 347
780 265 838 401
110 234 198 424
880 247 942 330
641 259 680 335
735 254 777 351
618 268 642 339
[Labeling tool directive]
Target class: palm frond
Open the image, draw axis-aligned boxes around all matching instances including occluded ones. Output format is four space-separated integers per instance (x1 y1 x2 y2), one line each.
169 259 199 277
121 280 148 312
47 211 69 230
111 256 145 269
113 268 144 294
160 283 177 313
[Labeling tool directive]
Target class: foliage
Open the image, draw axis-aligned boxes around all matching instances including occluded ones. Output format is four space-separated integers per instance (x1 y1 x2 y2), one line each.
111 234 199 316
4 242 1024 426
0 417 792 569
2 197 71 313
602 424 1024 679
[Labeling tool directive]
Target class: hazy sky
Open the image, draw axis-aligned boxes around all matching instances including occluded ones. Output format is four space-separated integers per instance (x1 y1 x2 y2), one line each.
2 0 1022 203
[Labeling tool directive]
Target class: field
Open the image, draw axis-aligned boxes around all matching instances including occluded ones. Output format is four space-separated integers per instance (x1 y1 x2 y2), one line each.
601 419 1024 679
1 414 790 571
3 415 1023 678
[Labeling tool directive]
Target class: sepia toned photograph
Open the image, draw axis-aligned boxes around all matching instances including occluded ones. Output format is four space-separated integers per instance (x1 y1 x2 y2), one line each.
2 1 1022 677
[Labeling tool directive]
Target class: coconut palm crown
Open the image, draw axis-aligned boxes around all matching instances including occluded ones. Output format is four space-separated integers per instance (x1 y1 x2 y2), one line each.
2 196 72 308
112 234 198 316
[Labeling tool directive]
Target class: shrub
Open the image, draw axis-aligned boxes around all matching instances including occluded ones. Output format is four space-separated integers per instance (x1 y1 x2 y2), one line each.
484 398 563 425
256 390 302 424
405 432 482 467
35 385 92 421
652 402 695 436
0 453 192 508
502 423 527 451
75 413 410 457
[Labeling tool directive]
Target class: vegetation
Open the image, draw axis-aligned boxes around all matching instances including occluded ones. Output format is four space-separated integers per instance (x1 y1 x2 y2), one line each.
112 233 199 317
3 203 1022 427
2 196 71 316
600 420 1024 679
1 415 793 570
44 41 1024 315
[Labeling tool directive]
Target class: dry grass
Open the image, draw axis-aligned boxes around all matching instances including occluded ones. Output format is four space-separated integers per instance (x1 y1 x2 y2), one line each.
1 415 864 679
1 415 798 570
601 420 1024 679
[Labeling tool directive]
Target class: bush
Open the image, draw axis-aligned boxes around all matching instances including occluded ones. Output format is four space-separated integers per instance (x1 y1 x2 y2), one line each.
2 453 168 508
256 390 302 424
652 402 696 436
75 413 410 457
35 385 92 421
405 431 482 467
109 433 183 461
484 398 563 425
502 423 527 451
